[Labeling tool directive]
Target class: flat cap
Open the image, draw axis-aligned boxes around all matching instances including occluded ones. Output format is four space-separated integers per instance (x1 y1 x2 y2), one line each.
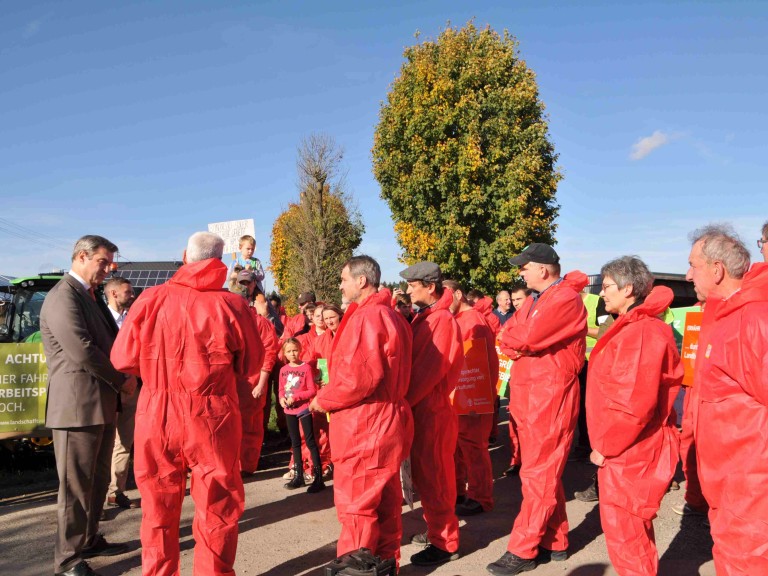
399 261 443 283
297 291 316 305
508 243 560 266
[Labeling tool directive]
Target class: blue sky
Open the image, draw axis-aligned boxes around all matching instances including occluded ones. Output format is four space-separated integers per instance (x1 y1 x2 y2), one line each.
1 1 766 291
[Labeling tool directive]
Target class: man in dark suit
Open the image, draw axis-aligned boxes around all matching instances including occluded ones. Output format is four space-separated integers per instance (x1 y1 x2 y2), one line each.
41 235 134 576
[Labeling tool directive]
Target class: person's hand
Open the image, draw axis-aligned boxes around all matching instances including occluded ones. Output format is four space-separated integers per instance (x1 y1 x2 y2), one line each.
285 396 294 407
590 449 606 467
121 375 138 395
252 378 267 399
392 288 404 297
279 398 287 408
309 397 326 413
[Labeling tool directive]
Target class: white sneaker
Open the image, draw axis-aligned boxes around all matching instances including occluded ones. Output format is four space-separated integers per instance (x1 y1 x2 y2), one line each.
672 503 707 516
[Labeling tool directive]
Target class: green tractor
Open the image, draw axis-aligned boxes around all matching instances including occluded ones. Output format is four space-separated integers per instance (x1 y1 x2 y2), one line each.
0 273 64 442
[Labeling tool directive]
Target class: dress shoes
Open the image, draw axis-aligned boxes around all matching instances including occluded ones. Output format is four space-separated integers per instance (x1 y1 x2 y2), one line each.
81 533 130 558
107 492 140 509
456 497 484 516
55 560 102 576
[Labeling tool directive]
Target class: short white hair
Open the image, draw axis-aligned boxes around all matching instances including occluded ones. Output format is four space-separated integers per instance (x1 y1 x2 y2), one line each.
186 232 224 263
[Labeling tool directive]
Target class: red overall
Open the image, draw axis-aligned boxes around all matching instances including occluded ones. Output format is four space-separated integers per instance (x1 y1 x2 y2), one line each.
694 263 768 575
239 310 278 473
408 289 464 553
454 307 499 512
111 258 264 576
587 286 682 576
314 289 413 562
499 272 588 559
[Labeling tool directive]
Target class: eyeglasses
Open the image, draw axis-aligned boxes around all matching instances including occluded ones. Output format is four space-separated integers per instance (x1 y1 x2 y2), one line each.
758 239 766 249
601 283 617 291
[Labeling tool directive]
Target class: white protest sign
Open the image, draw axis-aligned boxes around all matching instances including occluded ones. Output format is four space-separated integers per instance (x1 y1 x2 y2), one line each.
207 219 256 256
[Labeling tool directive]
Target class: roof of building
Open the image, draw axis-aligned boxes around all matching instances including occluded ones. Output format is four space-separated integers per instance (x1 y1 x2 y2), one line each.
112 261 182 290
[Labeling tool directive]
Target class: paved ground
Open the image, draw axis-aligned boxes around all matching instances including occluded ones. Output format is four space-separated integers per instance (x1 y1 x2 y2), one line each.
0 410 715 576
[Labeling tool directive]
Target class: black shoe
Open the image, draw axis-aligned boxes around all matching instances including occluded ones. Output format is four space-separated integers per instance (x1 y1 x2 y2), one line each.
486 552 536 575
537 546 567 563
306 466 326 494
574 482 599 502
504 464 520 477
107 493 140 509
456 497 484 516
284 466 305 490
81 534 129 558
410 544 459 566
410 532 429 546
55 560 102 576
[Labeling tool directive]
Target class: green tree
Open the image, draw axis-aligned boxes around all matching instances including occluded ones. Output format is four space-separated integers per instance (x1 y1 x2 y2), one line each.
270 134 364 311
372 21 561 293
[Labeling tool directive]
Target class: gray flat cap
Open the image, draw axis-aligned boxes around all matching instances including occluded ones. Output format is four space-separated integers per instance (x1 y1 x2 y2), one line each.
399 261 443 283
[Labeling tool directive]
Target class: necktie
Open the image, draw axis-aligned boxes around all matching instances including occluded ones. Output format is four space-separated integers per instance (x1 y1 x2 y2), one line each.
88 287 97 301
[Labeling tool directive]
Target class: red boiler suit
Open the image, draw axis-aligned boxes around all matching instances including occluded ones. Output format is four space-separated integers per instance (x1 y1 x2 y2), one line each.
472 296 502 335
239 310 278 473
454 307 500 512
314 289 413 562
111 258 264 576
499 272 588 558
694 262 768 575
587 286 682 576
408 289 464 553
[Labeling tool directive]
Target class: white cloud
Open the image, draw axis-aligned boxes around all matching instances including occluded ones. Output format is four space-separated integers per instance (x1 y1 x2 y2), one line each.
629 130 671 161
22 20 42 39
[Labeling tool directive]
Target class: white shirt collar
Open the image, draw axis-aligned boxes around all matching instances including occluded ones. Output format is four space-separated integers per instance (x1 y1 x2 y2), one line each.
108 305 127 328
68 270 91 293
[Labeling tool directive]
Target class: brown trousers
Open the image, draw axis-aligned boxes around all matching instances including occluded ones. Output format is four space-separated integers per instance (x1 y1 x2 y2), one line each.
53 424 116 572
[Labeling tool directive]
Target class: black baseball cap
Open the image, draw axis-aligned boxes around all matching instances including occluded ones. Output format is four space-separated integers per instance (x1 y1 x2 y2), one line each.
508 243 560 266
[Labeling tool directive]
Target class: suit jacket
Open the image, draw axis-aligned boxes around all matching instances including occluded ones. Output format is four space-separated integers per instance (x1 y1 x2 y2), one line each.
41 273 125 428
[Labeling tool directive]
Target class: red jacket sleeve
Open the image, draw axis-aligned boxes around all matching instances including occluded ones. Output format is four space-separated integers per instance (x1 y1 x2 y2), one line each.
111 294 146 378
501 290 586 356
229 298 265 392
253 312 279 373
406 311 462 407
316 308 393 412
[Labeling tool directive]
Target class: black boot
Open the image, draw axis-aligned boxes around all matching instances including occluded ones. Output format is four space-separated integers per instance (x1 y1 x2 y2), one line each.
307 466 326 493
284 465 305 490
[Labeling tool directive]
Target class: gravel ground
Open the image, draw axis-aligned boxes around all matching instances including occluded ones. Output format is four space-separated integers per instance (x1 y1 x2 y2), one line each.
0 413 715 576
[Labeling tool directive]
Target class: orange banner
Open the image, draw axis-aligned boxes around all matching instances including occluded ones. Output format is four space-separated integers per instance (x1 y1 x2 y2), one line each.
495 341 512 397
451 338 495 415
681 311 702 387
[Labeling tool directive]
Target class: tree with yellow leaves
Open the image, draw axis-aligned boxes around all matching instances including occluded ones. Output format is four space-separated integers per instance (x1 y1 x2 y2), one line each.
372 21 560 293
270 134 364 311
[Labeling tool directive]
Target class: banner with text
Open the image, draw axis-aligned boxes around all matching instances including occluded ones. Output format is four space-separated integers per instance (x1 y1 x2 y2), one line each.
451 338 494 415
495 341 513 398
207 219 256 256
681 311 702 387
0 343 49 438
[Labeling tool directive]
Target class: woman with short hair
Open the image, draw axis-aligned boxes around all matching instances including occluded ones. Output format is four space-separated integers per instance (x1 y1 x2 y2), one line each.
587 256 683 576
